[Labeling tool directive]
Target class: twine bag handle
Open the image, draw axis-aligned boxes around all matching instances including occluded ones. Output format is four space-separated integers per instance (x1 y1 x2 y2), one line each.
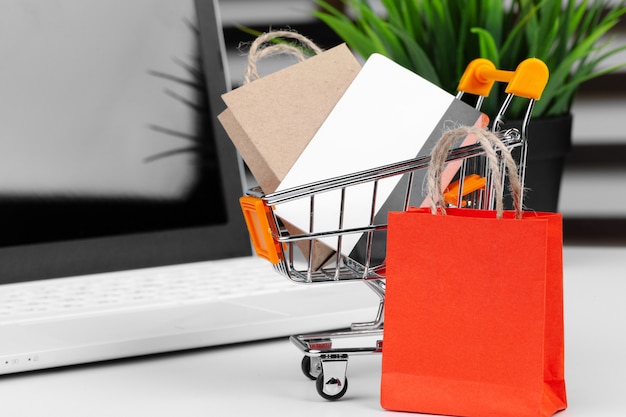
426 126 523 219
244 30 323 84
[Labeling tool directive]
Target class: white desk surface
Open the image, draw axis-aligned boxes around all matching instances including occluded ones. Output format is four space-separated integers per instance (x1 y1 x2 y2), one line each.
1 246 625 417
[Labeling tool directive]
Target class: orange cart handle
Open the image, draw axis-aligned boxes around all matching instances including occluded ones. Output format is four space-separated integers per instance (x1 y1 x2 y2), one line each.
239 196 281 264
457 58 549 100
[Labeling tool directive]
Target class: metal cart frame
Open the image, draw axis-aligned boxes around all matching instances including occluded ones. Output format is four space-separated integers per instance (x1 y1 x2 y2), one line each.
239 58 549 400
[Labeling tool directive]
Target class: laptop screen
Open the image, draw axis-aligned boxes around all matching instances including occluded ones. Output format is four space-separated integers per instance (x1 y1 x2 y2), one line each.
0 0 251 284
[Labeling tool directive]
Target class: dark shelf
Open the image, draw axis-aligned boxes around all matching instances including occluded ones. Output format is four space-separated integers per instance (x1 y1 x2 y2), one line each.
564 218 626 246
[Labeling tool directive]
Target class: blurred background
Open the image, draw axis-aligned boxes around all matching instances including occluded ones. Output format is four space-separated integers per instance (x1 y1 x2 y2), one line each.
220 0 626 245
0 0 623 245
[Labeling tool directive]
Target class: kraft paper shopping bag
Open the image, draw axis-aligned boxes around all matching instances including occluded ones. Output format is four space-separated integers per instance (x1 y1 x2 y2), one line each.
219 38 360 194
219 32 361 268
381 127 566 417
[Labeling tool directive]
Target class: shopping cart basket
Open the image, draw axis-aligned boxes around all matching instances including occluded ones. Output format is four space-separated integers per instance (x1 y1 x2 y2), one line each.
239 58 548 400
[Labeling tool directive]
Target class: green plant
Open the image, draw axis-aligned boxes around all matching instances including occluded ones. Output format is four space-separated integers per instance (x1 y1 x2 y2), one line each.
315 0 626 118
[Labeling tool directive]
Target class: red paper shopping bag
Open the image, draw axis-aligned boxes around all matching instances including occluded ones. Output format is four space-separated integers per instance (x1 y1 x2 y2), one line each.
380 127 566 417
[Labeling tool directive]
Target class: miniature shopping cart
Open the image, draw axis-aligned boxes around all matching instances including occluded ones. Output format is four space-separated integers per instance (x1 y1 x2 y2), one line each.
239 58 548 400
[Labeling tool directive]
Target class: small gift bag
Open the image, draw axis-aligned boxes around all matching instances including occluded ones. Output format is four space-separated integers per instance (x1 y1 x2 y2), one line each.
381 127 567 417
219 32 360 194
219 31 361 268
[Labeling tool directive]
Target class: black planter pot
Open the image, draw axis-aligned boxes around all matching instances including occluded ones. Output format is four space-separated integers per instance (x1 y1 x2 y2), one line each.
505 114 573 212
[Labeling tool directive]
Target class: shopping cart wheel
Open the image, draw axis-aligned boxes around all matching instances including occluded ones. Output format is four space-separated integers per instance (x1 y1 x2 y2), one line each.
316 372 348 401
301 356 322 380
315 355 349 400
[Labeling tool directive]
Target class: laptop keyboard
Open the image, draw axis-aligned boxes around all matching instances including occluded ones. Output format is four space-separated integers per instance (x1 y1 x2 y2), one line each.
0 257 300 325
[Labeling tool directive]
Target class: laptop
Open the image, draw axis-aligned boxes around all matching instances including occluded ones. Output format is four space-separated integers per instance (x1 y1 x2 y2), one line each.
0 0 378 375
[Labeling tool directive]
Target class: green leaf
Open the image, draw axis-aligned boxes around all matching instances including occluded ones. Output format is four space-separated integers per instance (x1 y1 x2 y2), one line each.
314 12 378 58
357 4 411 66
391 28 442 86
470 27 500 67
481 0 503 47
316 0 626 119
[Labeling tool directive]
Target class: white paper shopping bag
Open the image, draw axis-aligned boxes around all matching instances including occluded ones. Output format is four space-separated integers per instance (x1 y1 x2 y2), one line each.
274 53 487 256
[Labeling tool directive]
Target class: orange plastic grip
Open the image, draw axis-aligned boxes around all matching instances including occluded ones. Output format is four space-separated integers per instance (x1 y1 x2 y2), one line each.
444 174 486 207
457 58 502 96
239 196 281 264
457 58 549 100
505 58 549 100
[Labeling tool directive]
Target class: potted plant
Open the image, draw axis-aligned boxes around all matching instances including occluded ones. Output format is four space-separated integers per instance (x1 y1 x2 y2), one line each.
314 0 626 211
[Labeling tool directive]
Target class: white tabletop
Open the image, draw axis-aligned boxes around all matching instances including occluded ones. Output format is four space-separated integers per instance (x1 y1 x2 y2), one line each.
1 246 625 417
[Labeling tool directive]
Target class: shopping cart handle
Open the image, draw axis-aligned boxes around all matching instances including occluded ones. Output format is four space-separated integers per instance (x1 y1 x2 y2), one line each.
240 196 281 264
457 58 549 100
